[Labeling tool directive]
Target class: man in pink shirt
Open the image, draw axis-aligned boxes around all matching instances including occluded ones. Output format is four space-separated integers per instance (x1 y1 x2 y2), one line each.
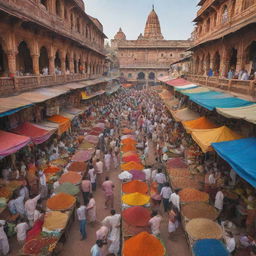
81 177 92 205
102 177 115 209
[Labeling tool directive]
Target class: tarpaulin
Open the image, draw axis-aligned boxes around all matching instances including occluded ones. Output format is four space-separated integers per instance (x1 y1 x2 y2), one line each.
0 130 31 157
212 138 256 187
159 89 172 100
171 108 200 122
182 117 218 133
59 112 76 121
181 87 210 94
11 122 55 145
164 99 179 111
216 104 256 125
64 108 83 116
175 84 198 90
157 76 171 82
48 115 71 135
190 97 253 111
191 126 242 152
122 83 134 88
166 78 191 87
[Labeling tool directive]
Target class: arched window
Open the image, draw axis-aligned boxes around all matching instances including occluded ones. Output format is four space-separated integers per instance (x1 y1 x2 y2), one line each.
229 48 238 70
54 50 61 70
213 12 217 26
128 73 132 78
137 72 145 80
222 5 228 23
245 41 256 71
56 0 61 17
206 18 210 32
65 54 70 71
243 0 255 10
213 51 221 75
39 46 49 74
16 41 33 74
148 72 155 80
40 0 48 9
0 42 8 76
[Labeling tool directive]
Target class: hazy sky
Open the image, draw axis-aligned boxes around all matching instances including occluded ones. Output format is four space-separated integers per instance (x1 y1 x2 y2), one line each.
84 0 199 41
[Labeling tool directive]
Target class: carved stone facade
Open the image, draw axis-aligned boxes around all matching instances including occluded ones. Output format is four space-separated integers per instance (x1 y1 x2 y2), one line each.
0 0 106 95
191 0 256 78
111 6 191 83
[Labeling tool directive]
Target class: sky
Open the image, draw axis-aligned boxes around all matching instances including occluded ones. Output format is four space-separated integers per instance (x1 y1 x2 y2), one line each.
84 0 199 41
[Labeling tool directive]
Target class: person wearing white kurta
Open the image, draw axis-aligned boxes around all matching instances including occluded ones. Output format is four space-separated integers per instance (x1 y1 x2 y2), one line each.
169 191 180 212
0 220 9 255
225 232 236 253
104 153 111 172
25 194 41 226
14 195 25 216
15 221 29 244
215 190 224 211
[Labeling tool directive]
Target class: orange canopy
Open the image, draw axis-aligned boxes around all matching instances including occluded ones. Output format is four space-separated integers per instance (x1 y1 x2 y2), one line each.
121 144 137 152
48 115 71 135
182 116 219 133
121 161 144 171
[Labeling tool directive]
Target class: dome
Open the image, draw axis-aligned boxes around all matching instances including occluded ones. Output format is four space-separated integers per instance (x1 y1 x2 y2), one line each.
114 28 126 40
144 6 164 40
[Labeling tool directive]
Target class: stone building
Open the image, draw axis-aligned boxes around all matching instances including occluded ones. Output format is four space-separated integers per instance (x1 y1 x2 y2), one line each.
0 0 107 95
111 6 191 84
188 0 256 98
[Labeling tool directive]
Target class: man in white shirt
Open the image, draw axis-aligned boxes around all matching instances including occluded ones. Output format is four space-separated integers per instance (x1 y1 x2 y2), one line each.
215 188 224 212
149 210 162 236
169 190 180 212
15 219 29 245
76 202 87 240
0 220 9 255
38 170 48 199
160 182 172 212
25 194 41 227
95 159 104 185
225 231 236 253
88 164 97 191
155 169 167 193
208 172 216 185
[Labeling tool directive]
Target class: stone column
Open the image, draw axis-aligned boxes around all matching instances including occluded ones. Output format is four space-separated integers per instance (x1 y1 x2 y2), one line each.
49 56 55 75
60 57 66 74
32 54 40 75
6 51 16 76
70 58 74 73
220 47 229 77
236 42 246 72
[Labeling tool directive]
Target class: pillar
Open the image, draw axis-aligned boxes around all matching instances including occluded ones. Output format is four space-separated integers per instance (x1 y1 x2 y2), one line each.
49 56 55 75
70 58 74 73
60 57 66 74
32 54 40 75
6 51 16 76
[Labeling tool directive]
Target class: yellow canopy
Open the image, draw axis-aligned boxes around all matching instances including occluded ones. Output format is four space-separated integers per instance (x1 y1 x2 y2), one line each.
216 105 256 125
182 117 218 133
182 87 210 94
191 126 243 153
164 99 179 112
81 91 89 100
171 108 200 122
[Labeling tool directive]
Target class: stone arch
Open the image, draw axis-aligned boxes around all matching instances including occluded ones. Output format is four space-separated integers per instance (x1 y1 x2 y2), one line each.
205 53 211 72
229 47 238 70
73 53 78 73
213 11 217 26
221 4 228 23
148 72 155 80
213 51 221 75
70 12 74 30
137 72 145 80
39 46 49 74
16 41 33 74
40 0 48 9
195 55 200 74
65 53 70 71
243 0 255 10
245 41 256 72
54 50 61 69
128 73 132 78
206 18 211 32
200 54 205 75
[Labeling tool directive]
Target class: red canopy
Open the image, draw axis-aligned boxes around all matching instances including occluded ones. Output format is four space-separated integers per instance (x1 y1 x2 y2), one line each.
11 122 55 144
166 78 191 87
0 130 31 157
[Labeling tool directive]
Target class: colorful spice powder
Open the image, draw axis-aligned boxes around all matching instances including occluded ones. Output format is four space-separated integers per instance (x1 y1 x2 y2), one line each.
54 182 79 196
123 221 151 238
84 135 99 144
121 161 144 171
122 206 151 227
122 155 141 163
46 192 76 211
88 130 101 136
68 162 87 172
49 158 68 167
122 180 148 194
121 144 137 152
181 202 218 220
122 192 150 206
43 166 60 174
79 141 95 150
26 219 44 242
193 239 229 256
186 218 223 240
23 237 58 255
121 138 137 145
123 232 165 256
121 135 136 140
166 157 188 169
71 150 94 162
129 170 146 181
179 188 209 203
171 176 202 190
43 211 68 231
122 128 134 134
122 151 138 158
0 187 12 199
167 168 190 177
59 171 82 185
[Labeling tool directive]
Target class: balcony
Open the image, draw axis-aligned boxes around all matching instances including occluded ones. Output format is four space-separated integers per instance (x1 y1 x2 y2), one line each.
0 0 105 55
0 74 103 97
196 0 218 18
120 63 170 69
193 3 256 47
187 74 256 100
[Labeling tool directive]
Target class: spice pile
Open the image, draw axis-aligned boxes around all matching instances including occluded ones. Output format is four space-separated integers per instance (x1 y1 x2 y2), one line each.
181 202 218 220
122 180 148 194
121 161 144 171
49 158 68 167
129 170 146 181
171 176 202 189
122 206 151 227
179 188 209 203
166 157 188 169
59 171 82 185
43 211 68 231
185 218 223 240
71 149 94 162
84 135 99 144
122 155 141 163
43 166 60 174
79 141 95 150
121 144 137 152
193 239 229 256
54 182 79 196
46 192 76 211
0 187 12 199
167 168 190 177
68 162 87 172
122 192 150 206
123 232 165 256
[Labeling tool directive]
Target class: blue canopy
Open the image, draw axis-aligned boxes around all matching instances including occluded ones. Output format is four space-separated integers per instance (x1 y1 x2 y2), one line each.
212 138 256 187
191 97 253 111
0 105 33 118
